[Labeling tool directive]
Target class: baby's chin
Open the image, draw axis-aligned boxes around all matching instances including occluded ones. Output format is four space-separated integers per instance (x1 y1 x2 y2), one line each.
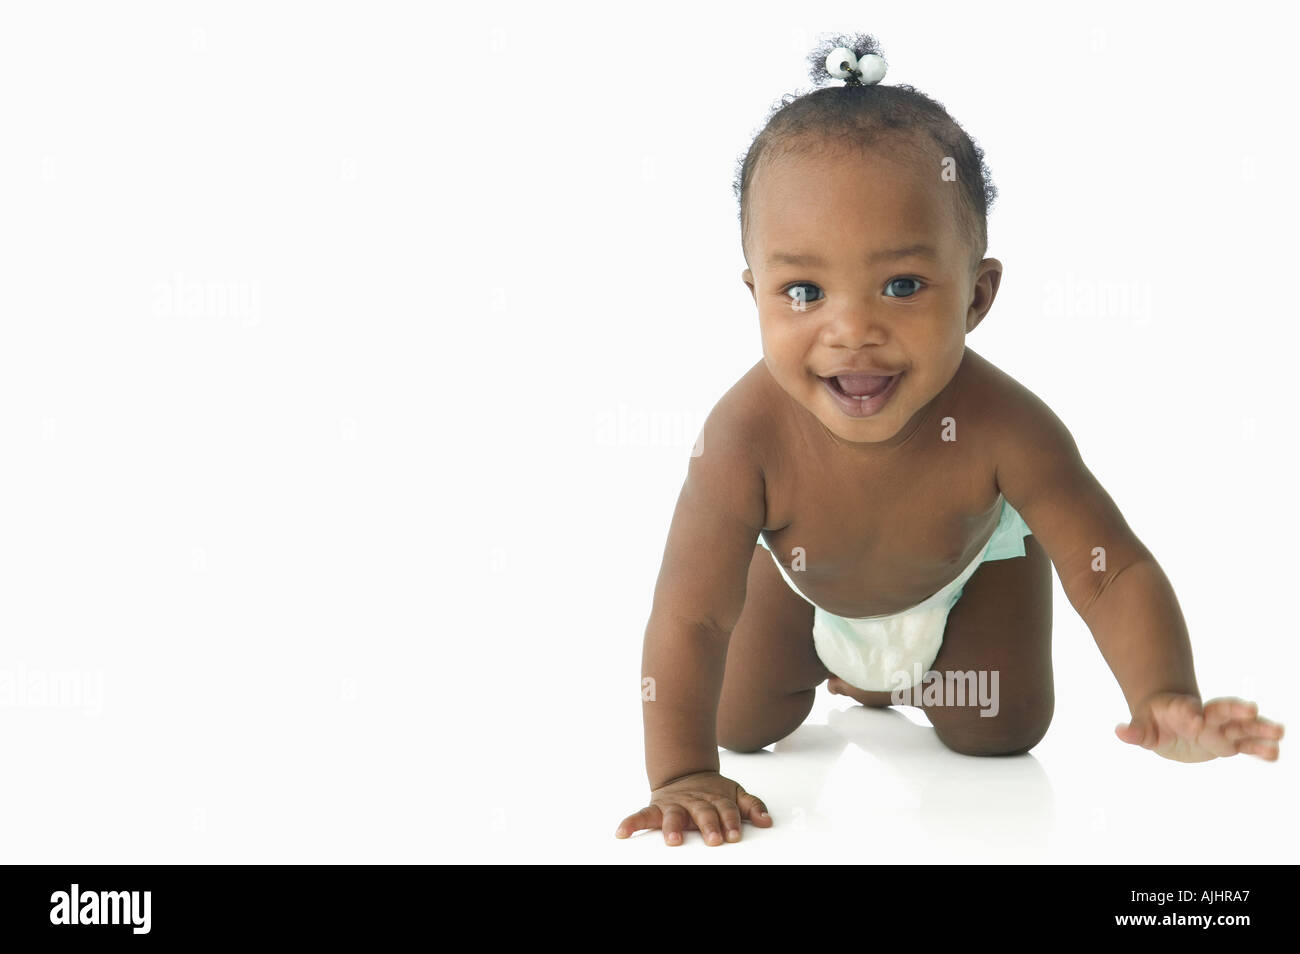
814 409 909 445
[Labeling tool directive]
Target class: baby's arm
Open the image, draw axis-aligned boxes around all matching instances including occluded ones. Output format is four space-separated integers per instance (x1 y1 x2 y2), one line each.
643 394 764 784
993 383 1282 761
993 385 1196 713
618 391 773 843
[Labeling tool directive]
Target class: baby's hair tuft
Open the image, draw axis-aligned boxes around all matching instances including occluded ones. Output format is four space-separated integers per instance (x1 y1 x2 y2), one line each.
733 32 998 272
805 32 885 87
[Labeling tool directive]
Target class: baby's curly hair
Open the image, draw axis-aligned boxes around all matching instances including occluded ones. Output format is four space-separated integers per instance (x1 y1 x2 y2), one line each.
733 32 998 272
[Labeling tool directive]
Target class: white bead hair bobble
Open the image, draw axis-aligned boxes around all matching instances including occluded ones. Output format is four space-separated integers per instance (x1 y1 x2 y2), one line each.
824 47 887 85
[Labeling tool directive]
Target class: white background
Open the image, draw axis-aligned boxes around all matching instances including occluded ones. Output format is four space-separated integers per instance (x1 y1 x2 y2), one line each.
1 1 1296 863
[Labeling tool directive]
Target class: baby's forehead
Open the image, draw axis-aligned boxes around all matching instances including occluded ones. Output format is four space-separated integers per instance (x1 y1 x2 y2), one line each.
753 168 954 237
750 143 965 249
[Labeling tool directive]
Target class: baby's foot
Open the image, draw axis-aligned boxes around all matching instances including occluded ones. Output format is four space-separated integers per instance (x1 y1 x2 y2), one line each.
827 676 894 708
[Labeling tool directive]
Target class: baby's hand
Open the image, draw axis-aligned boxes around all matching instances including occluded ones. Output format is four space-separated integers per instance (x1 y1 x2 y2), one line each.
614 771 772 846
1115 693 1284 762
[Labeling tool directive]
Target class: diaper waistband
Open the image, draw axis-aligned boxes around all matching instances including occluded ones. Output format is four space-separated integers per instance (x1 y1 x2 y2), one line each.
756 496 1024 621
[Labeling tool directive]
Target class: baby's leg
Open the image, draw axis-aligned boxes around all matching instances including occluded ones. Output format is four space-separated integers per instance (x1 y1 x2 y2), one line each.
716 545 830 752
920 534 1055 755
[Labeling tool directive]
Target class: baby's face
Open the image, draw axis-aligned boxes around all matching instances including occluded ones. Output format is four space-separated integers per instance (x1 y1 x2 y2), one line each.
742 143 1000 446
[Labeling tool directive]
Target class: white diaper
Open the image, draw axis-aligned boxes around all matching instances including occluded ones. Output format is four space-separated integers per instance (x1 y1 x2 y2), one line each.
757 498 1032 692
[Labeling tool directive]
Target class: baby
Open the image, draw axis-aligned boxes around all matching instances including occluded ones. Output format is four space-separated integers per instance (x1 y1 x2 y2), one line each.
615 34 1284 847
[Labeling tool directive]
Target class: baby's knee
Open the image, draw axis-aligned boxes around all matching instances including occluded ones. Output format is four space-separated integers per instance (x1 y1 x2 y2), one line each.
932 699 1053 757
718 737 766 754
936 722 1048 756
717 688 816 753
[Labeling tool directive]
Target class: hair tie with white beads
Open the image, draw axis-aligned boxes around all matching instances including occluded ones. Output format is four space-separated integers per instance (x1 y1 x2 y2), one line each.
825 47 887 86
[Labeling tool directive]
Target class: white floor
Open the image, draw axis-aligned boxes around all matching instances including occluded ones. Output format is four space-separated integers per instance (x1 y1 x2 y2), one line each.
7 579 1295 866
591 687 1296 864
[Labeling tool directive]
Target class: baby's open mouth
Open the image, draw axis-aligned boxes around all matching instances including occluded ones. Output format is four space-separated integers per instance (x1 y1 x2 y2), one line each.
817 370 904 418
824 373 898 399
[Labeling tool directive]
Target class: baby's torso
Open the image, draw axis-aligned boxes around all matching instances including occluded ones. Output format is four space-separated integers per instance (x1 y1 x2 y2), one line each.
752 349 1007 618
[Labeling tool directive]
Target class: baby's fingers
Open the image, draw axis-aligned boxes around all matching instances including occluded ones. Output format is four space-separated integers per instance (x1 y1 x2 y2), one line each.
661 803 692 846
1256 718 1285 739
1235 737 1281 760
1115 720 1157 748
735 786 772 827
1202 698 1258 729
614 805 664 840
709 798 744 843
686 800 726 846
1228 717 1284 760
1220 717 1284 743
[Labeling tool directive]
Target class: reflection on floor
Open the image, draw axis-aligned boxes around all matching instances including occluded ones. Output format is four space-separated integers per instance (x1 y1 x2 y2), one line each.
603 686 1290 863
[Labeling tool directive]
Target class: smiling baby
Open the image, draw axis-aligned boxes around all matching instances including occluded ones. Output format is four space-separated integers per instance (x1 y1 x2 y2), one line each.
615 33 1284 848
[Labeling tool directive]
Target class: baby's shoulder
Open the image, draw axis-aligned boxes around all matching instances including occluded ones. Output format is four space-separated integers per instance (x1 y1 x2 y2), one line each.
958 348 1079 460
697 359 782 462
957 348 1031 419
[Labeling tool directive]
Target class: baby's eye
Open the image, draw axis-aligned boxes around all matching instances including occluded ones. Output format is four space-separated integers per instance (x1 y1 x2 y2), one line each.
883 277 923 298
783 282 823 307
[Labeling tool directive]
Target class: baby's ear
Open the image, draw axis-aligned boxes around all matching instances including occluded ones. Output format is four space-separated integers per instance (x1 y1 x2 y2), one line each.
741 268 756 300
